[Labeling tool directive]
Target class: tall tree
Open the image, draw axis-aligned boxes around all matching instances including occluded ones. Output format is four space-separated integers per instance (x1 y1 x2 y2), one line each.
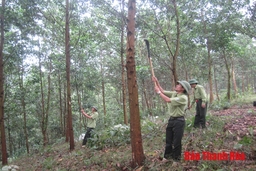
201 8 214 104
126 0 145 167
100 53 106 116
0 0 8 165
38 44 49 146
65 0 74 150
120 0 128 125
18 60 29 153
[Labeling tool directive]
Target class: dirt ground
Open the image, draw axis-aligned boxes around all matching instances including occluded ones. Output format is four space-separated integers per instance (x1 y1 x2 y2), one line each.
211 105 256 138
211 105 256 161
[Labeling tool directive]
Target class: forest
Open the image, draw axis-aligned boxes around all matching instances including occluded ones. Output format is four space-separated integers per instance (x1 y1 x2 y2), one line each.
0 0 256 170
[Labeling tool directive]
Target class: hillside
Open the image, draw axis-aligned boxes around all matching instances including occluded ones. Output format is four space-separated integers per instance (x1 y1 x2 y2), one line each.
6 104 256 171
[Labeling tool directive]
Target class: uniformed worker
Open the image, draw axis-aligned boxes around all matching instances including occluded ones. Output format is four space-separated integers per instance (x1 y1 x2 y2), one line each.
152 76 191 162
188 79 207 128
81 106 99 147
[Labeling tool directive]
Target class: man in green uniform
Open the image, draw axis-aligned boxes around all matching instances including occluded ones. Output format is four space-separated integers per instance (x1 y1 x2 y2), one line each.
153 77 191 161
81 106 99 147
188 79 207 128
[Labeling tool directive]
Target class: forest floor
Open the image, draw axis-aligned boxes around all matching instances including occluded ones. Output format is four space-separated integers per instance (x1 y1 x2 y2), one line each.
7 104 256 171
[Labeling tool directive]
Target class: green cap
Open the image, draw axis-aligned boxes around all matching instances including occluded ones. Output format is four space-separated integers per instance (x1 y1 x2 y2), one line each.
92 106 98 111
189 79 198 85
177 80 191 94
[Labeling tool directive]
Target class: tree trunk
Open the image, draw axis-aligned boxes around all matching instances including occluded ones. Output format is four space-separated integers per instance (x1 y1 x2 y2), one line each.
242 74 245 92
19 63 29 154
126 0 145 167
201 9 214 104
223 50 231 101
161 0 180 87
58 70 64 135
64 82 68 142
231 59 237 96
246 74 249 91
213 65 220 101
121 0 128 125
254 70 256 93
241 62 245 92
172 0 180 84
206 43 214 103
44 61 52 144
65 0 74 150
0 0 8 165
75 74 82 133
38 44 48 146
142 80 151 117
100 54 106 116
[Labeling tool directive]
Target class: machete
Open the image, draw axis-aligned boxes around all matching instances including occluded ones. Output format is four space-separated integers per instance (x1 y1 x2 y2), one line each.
144 39 157 86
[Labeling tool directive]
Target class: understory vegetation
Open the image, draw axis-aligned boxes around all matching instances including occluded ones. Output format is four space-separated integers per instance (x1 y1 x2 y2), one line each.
7 95 256 171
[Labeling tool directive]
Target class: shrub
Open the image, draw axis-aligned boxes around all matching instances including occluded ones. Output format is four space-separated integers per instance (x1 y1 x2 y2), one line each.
87 124 130 149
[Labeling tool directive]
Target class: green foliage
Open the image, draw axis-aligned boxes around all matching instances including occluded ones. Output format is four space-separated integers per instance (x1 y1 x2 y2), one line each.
88 117 164 150
210 99 231 110
141 117 164 141
238 136 253 146
42 157 55 170
208 89 256 110
230 93 256 106
87 124 130 149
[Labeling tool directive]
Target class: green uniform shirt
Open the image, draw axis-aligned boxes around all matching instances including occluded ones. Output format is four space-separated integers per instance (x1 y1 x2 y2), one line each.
163 91 188 117
191 84 207 105
86 111 98 128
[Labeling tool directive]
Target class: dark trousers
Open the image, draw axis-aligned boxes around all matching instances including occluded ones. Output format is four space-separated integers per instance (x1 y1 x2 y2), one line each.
164 117 185 161
193 99 207 128
82 127 94 145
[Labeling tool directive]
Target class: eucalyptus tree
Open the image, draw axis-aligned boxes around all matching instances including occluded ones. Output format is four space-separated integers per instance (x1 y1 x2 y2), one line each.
121 0 128 125
231 34 256 93
241 1 256 38
65 0 75 150
191 0 216 103
16 40 31 154
0 0 8 165
1 0 41 162
88 0 130 125
126 0 145 167
29 0 101 147
137 0 201 89
205 0 250 101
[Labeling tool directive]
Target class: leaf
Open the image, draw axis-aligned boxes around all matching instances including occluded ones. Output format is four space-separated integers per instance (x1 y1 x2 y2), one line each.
135 166 144 171
233 143 243 149
248 127 253 136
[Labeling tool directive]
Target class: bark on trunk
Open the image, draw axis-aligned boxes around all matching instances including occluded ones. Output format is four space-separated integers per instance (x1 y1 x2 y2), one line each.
65 0 74 150
172 0 180 84
121 0 127 125
213 65 220 101
231 59 237 96
202 9 214 104
223 50 231 101
19 64 29 154
126 0 145 167
101 55 106 116
0 0 8 164
58 70 64 135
